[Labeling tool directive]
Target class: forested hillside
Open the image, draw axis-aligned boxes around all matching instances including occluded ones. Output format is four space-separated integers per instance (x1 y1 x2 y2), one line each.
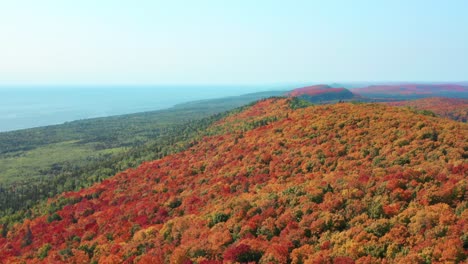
386 97 468 122
288 85 357 103
1 98 466 263
0 91 283 220
352 84 468 99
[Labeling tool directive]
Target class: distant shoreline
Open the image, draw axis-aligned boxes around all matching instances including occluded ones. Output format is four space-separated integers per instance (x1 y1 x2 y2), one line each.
0 86 285 133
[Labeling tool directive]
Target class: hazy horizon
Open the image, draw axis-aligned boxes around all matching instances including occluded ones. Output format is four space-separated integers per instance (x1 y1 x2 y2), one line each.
1 81 468 89
2 1 468 130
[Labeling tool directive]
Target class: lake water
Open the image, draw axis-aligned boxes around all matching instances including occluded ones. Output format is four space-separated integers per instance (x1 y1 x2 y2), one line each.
0 85 287 132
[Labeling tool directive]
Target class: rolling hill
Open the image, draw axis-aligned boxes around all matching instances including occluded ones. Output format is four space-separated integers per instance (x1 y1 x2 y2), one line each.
352 84 468 99
386 97 468 122
0 90 284 220
1 98 466 263
288 85 357 103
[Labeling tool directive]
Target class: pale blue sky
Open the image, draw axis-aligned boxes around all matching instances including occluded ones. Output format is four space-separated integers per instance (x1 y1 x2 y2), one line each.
0 0 467 85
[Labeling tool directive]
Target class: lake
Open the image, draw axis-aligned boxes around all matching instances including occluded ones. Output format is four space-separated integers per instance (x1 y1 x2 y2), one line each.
0 85 287 132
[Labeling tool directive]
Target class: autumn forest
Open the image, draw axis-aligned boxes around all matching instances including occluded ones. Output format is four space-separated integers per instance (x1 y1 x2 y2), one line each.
0 90 467 263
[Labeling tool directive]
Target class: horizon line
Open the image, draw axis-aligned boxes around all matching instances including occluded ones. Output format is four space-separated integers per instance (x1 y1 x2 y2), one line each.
0 81 467 87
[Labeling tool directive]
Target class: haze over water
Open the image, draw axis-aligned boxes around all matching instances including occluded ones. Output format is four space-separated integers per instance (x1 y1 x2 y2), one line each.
0 86 282 132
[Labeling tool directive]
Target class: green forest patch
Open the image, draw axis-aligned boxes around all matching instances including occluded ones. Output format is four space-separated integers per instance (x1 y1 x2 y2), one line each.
0 141 124 184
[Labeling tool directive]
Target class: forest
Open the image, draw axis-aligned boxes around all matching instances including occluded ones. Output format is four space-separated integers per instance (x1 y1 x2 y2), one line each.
2 0 468 261
0 97 466 263
385 97 468 122
0 91 283 222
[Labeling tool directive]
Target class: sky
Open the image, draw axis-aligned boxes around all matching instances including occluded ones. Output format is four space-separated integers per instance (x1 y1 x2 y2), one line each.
0 0 467 86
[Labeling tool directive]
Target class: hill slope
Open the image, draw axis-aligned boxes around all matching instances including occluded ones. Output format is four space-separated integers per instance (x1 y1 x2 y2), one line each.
0 99 467 263
352 84 468 99
0 90 283 218
288 85 356 103
385 97 468 122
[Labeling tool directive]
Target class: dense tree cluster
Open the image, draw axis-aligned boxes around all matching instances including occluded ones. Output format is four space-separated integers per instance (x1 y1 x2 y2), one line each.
0 98 466 263
352 84 468 99
0 115 221 220
288 85 355 103
0 96 270 221
386 97 468 122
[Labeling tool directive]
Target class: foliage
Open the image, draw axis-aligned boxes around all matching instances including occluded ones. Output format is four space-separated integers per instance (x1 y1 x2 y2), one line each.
288 85 356 103
289 97 313 109
0 98 466 263
0 92 283 220
386 97 468 122
353 84 468 99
